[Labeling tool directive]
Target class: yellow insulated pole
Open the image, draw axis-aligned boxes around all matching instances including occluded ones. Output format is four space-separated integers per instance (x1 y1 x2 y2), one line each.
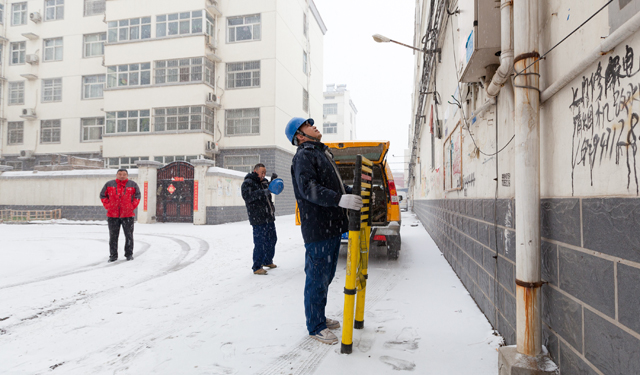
341 155 364 355
354 158 373 329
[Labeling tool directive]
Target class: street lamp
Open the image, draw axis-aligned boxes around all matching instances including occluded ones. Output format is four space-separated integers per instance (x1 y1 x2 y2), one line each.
372 33 423 53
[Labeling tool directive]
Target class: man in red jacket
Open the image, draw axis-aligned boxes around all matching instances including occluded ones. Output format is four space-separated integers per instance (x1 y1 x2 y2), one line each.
100 169 141 262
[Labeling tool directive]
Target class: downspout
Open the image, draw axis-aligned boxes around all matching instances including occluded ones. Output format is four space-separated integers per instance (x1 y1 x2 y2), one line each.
467 0 513 121
513 0 541 357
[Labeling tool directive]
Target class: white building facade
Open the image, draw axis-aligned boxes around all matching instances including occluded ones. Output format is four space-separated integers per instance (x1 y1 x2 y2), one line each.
0 0 326 215
321 83 357 142
409 0 640 374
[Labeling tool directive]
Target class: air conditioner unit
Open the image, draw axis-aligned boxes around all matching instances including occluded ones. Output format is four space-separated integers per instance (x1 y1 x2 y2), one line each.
21 108 37 118
205 141 220 154
206 92 217 103
205 35 216 49
19 150 35 159
29 12 42 23
26 54 39 65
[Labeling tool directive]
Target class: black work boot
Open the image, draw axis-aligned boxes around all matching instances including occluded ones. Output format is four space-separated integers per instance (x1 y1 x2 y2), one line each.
126 255 134 261
108 257 117 263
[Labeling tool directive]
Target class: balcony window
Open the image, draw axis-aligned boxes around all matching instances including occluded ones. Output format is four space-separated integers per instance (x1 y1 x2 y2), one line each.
107 63 151 88
105 110 151 134
108 17 151 43
154 57 214 86
153 106 214 132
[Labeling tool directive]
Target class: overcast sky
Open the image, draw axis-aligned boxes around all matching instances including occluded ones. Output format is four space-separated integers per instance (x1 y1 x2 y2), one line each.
314 0 417 172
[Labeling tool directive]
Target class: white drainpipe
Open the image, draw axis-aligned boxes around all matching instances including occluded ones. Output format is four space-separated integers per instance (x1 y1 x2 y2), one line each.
467 0 513 121
513 0 541 357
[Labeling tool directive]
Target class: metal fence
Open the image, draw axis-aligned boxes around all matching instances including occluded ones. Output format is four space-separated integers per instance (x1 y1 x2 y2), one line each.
0 209 62 222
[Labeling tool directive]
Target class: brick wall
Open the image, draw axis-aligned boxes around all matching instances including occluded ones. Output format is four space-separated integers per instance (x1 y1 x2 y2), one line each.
413 198 640 374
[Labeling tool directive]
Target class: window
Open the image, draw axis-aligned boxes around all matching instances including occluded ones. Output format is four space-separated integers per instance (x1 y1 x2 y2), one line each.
225 108 259 136
154 57 215 86
206 12 215 36
9 82 24 105
107 157 149 169
44 0 64 21
227 14 261 42
7 122 24 145
81 117 104 141
107 63 151 88
105 110 151 134
303 89 309 113
303 51 308 74
42 78 62 102
154 106 214 132
156 10 204 37
43 38 63 61
83 33 106 57
323 103 337 115
107 17 152 43
40 120 61 143
83 75 105 99
10 42 25 64
0 45 3 63
303 13 309 38
154 155 199 164
84 0 105 16
226 61 260 89
224 155 260 173
0 4 4 25
323 122 337 134
11 3 27 26
6 161 23 171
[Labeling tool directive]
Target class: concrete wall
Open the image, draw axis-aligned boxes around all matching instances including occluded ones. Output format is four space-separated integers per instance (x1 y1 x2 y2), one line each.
0 165 263 225
410 1 640 373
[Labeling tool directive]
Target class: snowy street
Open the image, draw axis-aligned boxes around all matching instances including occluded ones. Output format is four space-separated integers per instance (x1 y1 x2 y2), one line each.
0 211 501 374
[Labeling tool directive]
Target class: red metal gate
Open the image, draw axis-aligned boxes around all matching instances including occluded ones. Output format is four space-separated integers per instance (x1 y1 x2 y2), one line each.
156 162 195 223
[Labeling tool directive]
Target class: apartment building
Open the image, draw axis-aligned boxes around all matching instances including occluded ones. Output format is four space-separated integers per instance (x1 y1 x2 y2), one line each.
321 83 357 142
0 0 326 196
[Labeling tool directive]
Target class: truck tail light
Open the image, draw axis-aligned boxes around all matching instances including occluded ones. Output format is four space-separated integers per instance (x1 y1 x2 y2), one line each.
373 235 386 241
388 180 399 205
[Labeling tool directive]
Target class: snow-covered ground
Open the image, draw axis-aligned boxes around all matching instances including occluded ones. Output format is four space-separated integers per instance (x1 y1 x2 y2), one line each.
0 211 502 374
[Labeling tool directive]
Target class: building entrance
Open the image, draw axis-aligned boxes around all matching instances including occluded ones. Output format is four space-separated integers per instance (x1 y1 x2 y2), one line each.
156 162 194 223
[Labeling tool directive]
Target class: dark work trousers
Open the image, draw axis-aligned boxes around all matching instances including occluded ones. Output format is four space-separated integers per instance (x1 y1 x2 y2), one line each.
304 235 341 335
252 222 277 271
107 217 135 259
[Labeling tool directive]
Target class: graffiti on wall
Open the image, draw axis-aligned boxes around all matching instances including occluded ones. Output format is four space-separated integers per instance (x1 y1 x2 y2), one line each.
569 45 640 195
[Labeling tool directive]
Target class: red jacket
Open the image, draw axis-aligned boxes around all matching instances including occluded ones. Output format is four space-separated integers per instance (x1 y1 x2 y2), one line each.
100 179 141 218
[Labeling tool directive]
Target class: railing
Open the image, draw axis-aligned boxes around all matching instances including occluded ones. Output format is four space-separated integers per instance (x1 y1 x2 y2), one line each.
0 209 62 222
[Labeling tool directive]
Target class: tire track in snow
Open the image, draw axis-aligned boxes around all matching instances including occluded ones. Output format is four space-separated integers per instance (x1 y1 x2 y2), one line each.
256 265 405 375
0 240 151 290
1 234 207 333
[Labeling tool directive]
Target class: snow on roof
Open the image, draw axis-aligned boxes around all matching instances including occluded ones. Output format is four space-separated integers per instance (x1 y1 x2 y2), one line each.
0 169 138 178
206 167 247 178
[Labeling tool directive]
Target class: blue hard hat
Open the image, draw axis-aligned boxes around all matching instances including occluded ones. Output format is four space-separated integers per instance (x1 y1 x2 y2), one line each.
268 178 284 195
285 117 314 145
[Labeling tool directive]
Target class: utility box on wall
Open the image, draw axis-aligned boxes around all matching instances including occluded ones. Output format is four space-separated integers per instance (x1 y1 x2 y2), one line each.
459 0 501 83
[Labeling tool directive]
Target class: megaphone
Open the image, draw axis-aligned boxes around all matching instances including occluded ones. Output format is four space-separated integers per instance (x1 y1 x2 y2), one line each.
268 178 284 195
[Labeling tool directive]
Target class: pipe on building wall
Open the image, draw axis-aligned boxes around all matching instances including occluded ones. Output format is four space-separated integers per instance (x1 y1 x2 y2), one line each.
467 0 513 121
513 0 542 357
541 10 640 103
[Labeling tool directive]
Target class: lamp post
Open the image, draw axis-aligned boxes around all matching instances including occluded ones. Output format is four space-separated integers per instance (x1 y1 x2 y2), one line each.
372 33 424 52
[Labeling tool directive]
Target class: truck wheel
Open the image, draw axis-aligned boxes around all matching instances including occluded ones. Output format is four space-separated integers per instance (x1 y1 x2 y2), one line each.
387 235 401 260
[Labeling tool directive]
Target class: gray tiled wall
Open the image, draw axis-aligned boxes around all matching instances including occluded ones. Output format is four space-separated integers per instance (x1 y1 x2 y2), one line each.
205 206 248 225
0 205 107 221
413 197 640 375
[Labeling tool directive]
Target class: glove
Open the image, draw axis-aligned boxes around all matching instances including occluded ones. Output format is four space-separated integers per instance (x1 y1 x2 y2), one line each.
271 173 278 180
338 194 363 210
